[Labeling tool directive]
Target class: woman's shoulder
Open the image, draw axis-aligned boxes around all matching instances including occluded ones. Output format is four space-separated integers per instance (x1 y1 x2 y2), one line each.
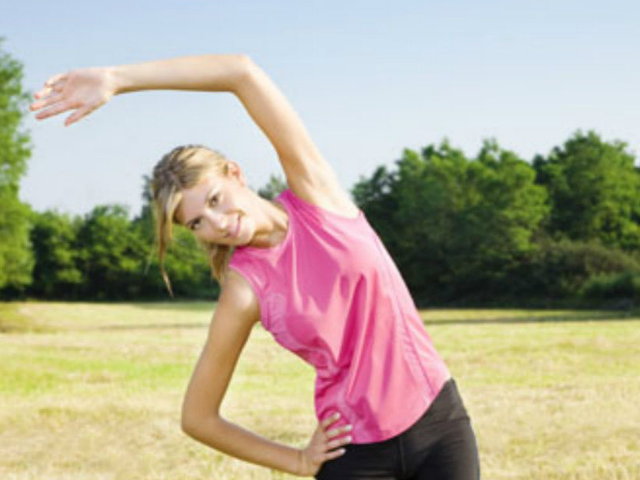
286 182 360 219
220 268 261 326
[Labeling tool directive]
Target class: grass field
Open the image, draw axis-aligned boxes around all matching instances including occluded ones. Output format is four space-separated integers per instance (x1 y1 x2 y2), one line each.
1 301 639 479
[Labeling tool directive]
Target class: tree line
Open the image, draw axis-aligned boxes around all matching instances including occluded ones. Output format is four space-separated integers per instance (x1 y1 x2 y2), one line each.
2 40 640 307
352 132 640 308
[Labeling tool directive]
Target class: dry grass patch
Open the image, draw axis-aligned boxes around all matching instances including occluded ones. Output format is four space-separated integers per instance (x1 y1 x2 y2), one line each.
1 302 639 479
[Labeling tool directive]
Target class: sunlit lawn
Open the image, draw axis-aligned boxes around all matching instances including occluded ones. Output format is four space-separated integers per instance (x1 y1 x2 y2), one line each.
1 302 639 479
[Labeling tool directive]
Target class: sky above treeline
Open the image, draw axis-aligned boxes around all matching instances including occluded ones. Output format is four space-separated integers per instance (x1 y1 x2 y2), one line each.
3 0 639 217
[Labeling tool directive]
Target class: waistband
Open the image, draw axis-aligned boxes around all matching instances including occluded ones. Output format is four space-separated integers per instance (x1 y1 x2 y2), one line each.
398 377 470 437
344 378 470 449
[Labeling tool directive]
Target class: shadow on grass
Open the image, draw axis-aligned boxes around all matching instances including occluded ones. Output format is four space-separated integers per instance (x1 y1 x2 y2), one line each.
95 322 210 330
0 303 55 333
423 309 640 325
94 309 640 330
129 301 214 312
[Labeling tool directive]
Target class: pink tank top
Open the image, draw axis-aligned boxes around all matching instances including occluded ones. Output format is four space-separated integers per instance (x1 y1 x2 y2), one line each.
228 188 451 443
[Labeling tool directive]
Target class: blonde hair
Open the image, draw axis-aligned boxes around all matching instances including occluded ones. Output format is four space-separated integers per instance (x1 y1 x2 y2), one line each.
150 144 234 296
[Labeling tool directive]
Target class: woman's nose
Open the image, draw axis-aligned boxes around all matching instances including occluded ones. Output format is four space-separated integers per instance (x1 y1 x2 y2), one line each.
207 211 230 233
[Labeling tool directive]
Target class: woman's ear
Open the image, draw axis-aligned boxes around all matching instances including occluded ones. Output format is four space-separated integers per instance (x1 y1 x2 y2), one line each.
226 161 247 186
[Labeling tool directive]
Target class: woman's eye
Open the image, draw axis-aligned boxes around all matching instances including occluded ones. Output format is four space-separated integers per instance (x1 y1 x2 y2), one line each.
209 194 218 206
191 220 201 230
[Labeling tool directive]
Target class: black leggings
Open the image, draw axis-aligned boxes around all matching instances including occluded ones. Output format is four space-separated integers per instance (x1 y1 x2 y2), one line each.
314 378 481 480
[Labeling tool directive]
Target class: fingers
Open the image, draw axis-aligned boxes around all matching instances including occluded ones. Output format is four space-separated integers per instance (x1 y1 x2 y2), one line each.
32 87 54 103
327 433 352 450
320 411 342 429
326 423 353 439
300 414 353 475
64 106 91 127
34 100 71 120
320 412 353 452
45 73 68 87
320 414 336 429
31 73 67 108
323 448 347 461
33 72 68 100
30 90 62 111
33 88 49 99
320 412 353 444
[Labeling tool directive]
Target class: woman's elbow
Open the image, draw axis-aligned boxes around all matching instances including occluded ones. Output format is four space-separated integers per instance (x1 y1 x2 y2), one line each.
181 403 204 436
233 54 262 93
181 412 196 436
236 53 253 66
181 410 222 439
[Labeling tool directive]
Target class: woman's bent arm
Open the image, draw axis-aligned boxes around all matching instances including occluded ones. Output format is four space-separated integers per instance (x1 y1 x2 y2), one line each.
181 270 304 476
183 415 302 475
111 53 251 94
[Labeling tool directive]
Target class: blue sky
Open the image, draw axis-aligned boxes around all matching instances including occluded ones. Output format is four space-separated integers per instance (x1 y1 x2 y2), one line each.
3 0 639 217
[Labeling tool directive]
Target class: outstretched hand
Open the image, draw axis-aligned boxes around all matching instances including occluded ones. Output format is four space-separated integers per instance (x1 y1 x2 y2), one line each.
296 412 353 477
30 67 117 127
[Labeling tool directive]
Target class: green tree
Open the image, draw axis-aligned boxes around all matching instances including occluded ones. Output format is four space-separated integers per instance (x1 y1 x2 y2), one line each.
353 138 549 304
256 172 287 200
132 175 216 299
533 129 640 250
75 204 147 300
144 226 215 298
352 164 400 252
28 210 83 298
0 38 34 293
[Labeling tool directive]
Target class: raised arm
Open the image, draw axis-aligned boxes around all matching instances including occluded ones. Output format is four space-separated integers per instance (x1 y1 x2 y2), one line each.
111 54 348 204
234 58 358 215
30 53 357 214
30 54 250 125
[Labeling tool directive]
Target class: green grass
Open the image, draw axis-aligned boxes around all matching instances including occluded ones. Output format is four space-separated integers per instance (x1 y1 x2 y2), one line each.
1 301 639 479
0 302 55 333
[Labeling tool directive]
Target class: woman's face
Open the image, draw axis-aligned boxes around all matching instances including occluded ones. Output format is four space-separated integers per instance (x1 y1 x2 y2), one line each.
176 164 252 245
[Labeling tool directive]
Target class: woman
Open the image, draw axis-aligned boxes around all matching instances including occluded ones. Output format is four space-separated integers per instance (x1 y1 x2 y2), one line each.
31 54 481 479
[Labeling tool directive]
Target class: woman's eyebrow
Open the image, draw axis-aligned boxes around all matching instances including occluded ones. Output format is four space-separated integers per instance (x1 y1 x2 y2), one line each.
184 187 216 228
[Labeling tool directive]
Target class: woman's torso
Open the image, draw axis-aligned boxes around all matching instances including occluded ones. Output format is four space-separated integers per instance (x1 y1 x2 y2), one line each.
228 187 451 443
